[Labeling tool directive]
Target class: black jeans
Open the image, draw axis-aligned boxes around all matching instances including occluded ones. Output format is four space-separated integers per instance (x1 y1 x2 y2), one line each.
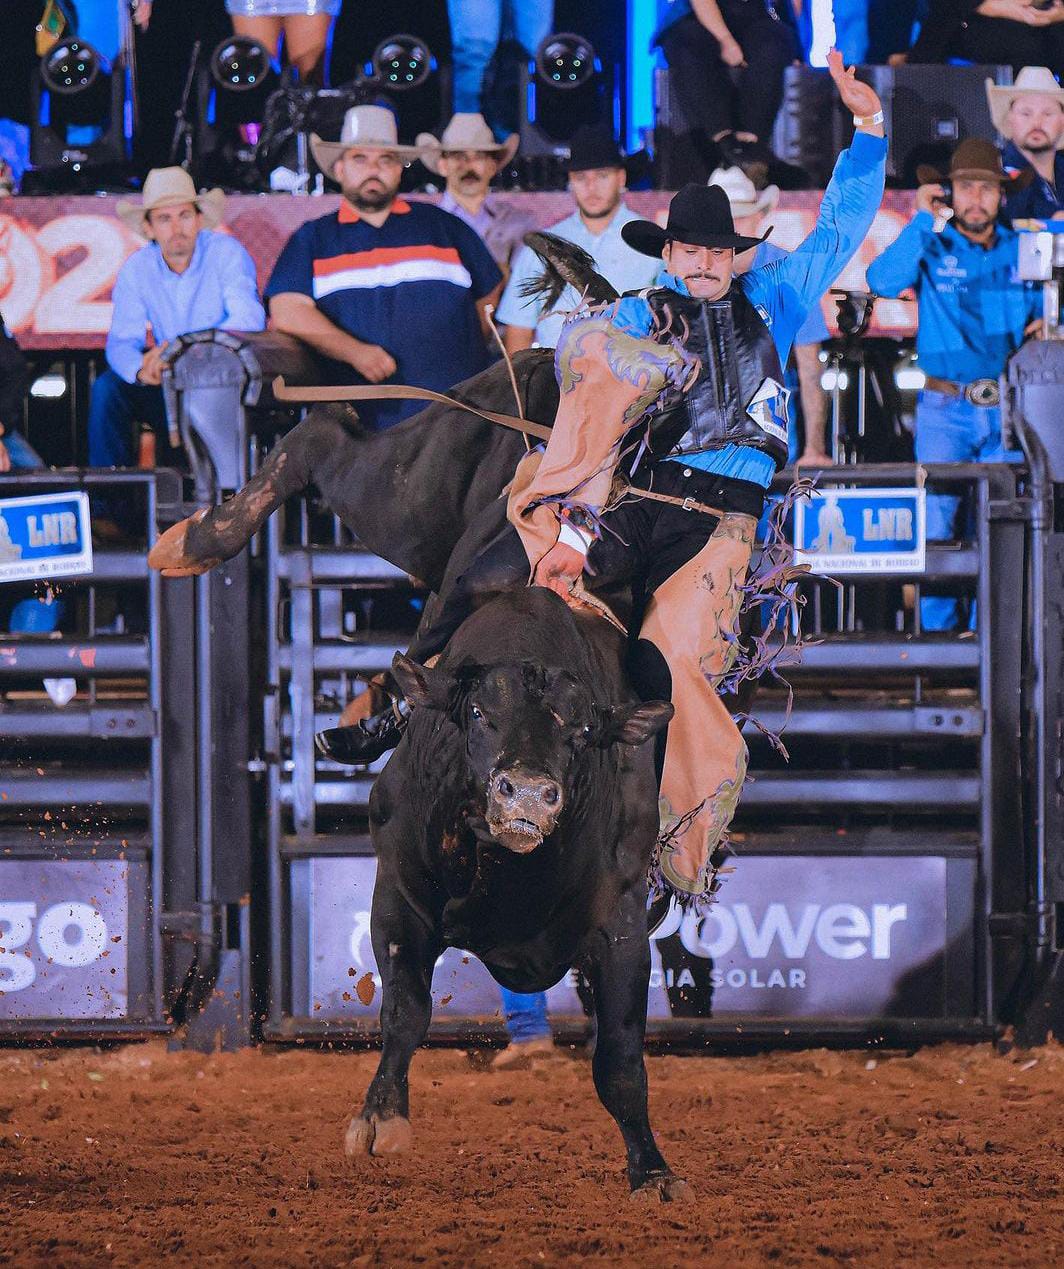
658 4 796 145
407 463 766 666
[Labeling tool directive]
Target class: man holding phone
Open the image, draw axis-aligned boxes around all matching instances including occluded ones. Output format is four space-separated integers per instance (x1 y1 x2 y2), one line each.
866 138 1041 630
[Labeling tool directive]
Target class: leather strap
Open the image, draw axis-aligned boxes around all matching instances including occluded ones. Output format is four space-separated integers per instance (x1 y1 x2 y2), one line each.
617 482 726 519
923 374 963 398
272 377 552 442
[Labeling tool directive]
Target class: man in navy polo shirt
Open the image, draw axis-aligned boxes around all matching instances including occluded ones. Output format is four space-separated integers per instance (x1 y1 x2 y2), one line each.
266 105 503 431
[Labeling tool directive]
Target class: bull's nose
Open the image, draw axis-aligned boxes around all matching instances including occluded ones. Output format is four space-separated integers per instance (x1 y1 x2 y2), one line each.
490 768 563 813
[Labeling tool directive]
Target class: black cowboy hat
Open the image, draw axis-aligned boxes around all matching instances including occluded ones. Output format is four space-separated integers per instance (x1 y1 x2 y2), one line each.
621 182 772 258
567 124 626 172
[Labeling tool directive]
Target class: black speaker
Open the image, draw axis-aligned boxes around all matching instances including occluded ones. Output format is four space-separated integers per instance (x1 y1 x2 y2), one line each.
653 66 717 188
772 63 1014 189
771 66 844 189
857 63 1013 187
29 40 129 187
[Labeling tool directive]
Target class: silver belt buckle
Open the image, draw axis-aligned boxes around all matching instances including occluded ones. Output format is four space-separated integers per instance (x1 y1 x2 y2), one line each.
681 496 695 511
964 378 999 407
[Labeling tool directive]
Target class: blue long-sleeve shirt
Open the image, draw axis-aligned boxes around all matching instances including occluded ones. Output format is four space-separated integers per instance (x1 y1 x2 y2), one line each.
1001 140 1064 223
612 131 887 487
106 230 266 384
865 211 1040 384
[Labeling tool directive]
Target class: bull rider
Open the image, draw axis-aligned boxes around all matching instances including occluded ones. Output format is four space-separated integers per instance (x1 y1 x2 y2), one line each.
323 53 888 901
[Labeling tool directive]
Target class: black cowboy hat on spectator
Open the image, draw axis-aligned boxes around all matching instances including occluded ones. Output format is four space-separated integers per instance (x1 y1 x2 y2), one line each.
621 182 772 258
916 137 1031 188
566 125 626 172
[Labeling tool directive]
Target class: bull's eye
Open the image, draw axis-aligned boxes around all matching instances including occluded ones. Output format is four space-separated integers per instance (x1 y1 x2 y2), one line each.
470 703 484 720
581 724 594 739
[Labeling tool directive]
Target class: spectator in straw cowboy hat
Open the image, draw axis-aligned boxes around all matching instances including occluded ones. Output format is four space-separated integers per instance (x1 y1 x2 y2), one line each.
711 164 832 466
266 105 502 431
417 113 533 276
988 65 1064 222
89 166 264 480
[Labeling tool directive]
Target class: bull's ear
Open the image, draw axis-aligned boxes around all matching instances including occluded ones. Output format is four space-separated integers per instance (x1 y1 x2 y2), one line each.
391 653 454 710
601 700 674 747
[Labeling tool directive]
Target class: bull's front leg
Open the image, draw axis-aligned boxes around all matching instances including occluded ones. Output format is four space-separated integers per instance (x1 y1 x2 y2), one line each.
345 883 440 1159
584 891 690 1202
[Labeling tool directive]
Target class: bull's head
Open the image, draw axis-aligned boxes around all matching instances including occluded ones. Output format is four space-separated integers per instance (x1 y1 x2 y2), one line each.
392 653 673 854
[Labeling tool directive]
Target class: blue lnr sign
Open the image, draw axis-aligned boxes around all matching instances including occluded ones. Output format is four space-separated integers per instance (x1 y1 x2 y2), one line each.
793 487 926 575
0 491 93 583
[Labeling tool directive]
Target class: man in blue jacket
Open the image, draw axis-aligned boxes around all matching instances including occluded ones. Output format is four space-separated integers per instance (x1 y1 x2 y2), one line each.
866 139 1041 631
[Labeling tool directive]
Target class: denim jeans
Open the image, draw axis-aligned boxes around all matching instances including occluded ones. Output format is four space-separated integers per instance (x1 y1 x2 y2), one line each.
2 427 42 468
499 987 550 1042
87 368 169 469
447 0 554 119
915 390 1020 631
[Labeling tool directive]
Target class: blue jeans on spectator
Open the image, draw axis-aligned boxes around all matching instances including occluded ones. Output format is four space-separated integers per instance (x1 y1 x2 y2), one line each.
448 0 554 125
499 987 550 1042
88 368 169 469
2 427 42 468
915 390 1020 631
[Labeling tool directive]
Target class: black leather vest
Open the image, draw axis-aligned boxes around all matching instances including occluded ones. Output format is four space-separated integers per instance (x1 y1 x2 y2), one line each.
639 284 790 470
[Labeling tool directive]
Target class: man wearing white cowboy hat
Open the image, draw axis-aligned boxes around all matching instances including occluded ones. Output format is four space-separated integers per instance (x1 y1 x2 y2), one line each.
988 66 1064 222
266 104 502 432
417 113 532 273
711 164 831 467
89 167 264 483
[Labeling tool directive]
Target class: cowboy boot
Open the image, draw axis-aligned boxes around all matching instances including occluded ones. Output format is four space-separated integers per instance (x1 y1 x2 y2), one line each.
315 702 409 766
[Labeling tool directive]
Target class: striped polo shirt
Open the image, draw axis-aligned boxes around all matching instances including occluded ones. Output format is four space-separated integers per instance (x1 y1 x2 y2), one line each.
266 198 501 430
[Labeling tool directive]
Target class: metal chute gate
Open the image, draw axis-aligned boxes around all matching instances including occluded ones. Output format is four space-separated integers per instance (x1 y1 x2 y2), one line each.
2 330 1060 1049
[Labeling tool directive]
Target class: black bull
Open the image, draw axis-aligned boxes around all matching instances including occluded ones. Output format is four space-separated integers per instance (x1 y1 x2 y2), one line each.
354 586 687 1199
149 349 757 1196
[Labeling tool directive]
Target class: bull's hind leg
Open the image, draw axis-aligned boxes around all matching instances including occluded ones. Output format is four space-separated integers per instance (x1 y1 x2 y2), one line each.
344 885 440 1160
584 892 690 1202
148 405 360 575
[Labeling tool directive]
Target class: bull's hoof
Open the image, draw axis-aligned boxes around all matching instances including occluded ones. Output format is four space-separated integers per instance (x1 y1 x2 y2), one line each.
343 1113 413 1159
630 1172 692 1204
147 509 220 577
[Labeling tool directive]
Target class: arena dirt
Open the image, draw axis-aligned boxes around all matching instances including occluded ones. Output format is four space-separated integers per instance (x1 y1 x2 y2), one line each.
0 1039 1061 1266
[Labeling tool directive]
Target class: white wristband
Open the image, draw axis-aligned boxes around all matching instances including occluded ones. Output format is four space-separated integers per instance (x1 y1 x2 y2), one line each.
854 110 884 128
558 519 593 555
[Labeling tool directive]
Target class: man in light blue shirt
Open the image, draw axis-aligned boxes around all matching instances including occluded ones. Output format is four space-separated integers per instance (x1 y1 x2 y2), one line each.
866 138 1040 630
496 127 659 352
89 168 265 474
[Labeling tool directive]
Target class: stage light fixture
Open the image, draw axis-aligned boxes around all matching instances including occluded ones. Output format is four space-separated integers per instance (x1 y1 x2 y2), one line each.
27 39 129 191
210 36 272 95
194 36 280 189
517 33 614 181
41 38 100 96
535 33 596 91
372 35 433 92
